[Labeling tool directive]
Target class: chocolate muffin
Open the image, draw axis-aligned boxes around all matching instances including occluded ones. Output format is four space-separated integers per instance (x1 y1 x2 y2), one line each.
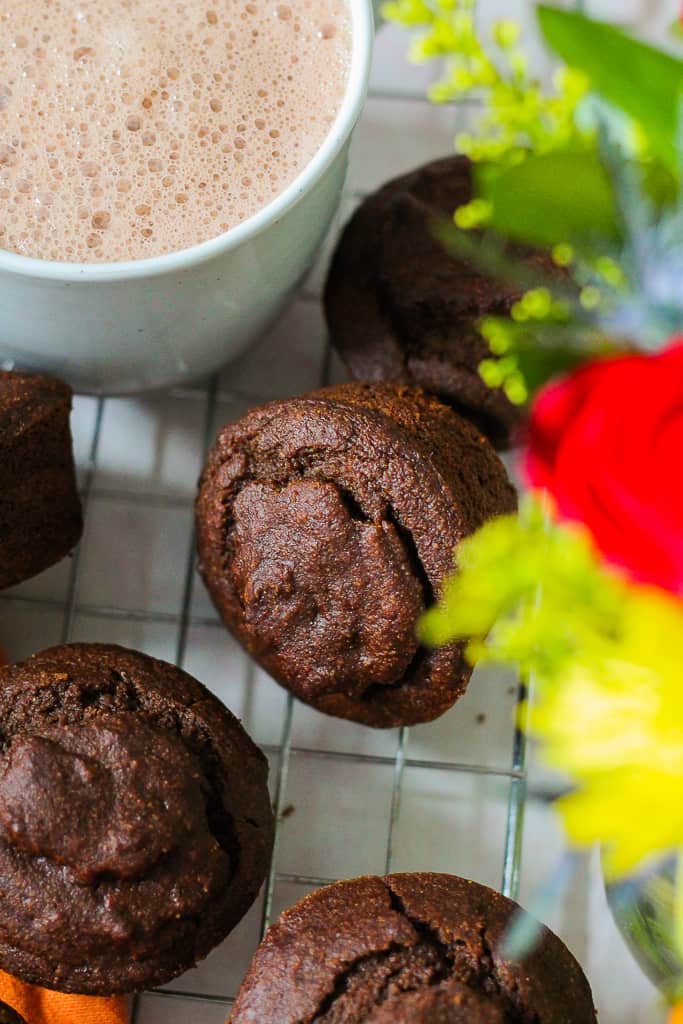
324 155 552 449
0 371 82 590
229 873 597 1023
0 1002 26 1024
196 382 516 728
0 643 274 995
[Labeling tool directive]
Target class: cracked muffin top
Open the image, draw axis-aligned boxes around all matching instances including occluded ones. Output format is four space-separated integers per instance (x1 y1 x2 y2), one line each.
229 873 597 1023
0 643 274 995
366 981 506 1023
196 382 516 728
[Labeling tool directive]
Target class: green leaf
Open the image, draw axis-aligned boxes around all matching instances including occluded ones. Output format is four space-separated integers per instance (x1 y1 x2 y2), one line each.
501 337 599 397
675 851 683 971
537 5 683 171
475 151 621 249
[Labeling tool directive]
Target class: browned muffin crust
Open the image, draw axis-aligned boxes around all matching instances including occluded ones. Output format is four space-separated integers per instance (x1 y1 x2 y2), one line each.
0 1001 26 1024
366 981 506 1023
0 371 82 590
229 873 597 1024
196 382 516 728
324 156 552 449
0 643 274 995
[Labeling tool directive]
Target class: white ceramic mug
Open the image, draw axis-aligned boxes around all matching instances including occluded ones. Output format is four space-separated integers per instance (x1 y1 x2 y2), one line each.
0 0 374 394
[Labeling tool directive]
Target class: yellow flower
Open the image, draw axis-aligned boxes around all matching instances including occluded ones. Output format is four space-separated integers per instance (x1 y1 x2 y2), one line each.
421 500 683 883
530 586 683 879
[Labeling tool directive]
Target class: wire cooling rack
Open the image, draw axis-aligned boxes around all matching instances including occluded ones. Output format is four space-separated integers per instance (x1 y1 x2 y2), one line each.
0 3 670 1022
1 254 527 1024
1 364 528 1024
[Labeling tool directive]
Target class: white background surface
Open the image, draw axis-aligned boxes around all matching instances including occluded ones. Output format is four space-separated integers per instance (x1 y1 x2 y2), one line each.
0 1 675 1021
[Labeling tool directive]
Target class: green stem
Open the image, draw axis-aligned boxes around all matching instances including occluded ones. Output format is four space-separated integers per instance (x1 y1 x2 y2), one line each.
674 850 683 963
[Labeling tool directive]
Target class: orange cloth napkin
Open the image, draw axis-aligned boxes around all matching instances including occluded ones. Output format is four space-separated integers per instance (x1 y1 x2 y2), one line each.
0 647 129 1024
0 975 128 1024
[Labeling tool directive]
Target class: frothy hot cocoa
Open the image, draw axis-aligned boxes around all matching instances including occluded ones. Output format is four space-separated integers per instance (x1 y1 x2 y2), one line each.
0 0 351 262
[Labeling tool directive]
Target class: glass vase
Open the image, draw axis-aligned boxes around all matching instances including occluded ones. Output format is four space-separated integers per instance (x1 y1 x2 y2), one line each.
606 857 683 1004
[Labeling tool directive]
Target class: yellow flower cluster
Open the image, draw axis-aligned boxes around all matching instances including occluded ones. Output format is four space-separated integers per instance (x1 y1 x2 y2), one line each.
421 500 683 880
380 0 589 168
533 585 683 880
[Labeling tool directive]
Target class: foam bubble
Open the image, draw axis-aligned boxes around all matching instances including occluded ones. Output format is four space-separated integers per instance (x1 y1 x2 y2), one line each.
2 0 350 262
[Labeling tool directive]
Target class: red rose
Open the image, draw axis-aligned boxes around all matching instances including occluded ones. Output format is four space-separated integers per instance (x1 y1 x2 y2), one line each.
524 342 683 595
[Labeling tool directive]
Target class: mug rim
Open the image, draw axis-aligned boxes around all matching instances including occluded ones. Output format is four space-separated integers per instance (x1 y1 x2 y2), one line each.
0 0 373 283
